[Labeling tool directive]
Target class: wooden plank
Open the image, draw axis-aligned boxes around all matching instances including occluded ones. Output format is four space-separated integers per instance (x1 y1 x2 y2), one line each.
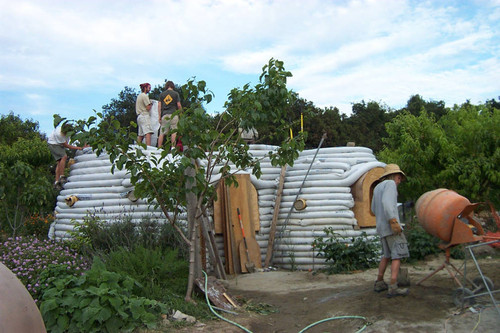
264 165 287 267
351 167 384 227
225 185 241 274
213 183 224 234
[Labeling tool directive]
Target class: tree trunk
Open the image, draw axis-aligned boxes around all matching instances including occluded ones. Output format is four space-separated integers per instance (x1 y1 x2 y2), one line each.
184 161 201 302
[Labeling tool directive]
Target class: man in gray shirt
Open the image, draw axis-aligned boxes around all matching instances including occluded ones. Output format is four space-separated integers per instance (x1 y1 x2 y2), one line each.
371 164 410 297
158 81 182 148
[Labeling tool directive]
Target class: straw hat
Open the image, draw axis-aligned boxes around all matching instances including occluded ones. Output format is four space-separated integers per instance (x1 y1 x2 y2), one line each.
380 164 406 180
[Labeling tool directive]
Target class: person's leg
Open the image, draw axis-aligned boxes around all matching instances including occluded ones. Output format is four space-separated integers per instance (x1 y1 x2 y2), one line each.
378 257 390 281
137 135 144 144
374 238 390 292
158 115 168 148
55 156 67 182
386 235 409 297
145 133 152 146
170 115 179 147
390 259 401 285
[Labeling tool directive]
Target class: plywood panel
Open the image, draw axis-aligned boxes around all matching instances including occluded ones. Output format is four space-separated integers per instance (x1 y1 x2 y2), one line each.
351 167 384 228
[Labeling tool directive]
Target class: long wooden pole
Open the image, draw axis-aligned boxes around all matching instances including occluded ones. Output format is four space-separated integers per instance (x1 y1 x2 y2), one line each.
264 165 287 267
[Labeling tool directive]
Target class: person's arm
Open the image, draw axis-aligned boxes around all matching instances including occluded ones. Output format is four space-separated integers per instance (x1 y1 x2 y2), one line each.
62 142 83 150
382 181 402 233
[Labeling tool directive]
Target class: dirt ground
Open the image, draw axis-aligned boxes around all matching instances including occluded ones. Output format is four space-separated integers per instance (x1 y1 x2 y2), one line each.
179 248 500 333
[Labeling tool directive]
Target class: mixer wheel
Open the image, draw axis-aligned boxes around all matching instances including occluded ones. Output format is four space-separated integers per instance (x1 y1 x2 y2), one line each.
472 276 494 294
453 287 476 307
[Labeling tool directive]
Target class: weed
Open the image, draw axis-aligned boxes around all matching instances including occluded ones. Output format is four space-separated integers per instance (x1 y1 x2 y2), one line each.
312 229 379 274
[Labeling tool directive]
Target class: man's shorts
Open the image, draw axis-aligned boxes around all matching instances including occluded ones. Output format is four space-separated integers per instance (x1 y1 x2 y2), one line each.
160 114 179 135
48 144 66 161
381 233 410 260
137 114 154 136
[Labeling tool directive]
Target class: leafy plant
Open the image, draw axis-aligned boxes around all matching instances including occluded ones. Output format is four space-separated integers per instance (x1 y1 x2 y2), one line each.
22 213 54 238
102 245 212 320
0 236 89 303
312 229 379 274
403 222 440 262
104 246 188 298
70 215 189 259
379 103 500 206
0 113 55 237
39 257 168 333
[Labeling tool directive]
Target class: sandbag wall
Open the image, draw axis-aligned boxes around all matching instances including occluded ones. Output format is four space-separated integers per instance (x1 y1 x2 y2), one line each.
52 144 384 271
208 144 384 270
50 146 180 239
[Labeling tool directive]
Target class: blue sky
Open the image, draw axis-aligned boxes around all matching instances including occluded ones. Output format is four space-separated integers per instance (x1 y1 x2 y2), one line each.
1 0 499 137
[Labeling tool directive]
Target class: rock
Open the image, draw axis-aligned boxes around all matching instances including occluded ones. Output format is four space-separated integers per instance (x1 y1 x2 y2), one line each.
172 310 196 323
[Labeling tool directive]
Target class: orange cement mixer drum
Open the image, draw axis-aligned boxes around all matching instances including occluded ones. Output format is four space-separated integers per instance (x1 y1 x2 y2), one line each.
416 189 472 242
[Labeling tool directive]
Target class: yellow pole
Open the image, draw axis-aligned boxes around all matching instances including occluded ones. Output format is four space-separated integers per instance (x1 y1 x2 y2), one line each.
289 128 293 139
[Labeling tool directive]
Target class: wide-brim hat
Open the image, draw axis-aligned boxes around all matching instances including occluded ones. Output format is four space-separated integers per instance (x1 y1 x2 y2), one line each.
381 164 406 180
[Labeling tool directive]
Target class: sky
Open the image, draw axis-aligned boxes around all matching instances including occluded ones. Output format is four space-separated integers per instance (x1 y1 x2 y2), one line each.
1 0 499 137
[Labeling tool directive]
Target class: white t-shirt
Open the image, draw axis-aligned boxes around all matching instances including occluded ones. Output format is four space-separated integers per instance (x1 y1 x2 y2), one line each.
47 127 68 145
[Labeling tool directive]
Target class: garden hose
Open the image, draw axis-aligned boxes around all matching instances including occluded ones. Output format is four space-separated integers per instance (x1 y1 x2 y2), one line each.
202 270 369 333
298 315 368 333
202 270 252 333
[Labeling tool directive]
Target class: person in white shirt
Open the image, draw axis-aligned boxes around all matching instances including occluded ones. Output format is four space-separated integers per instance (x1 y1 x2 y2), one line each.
136 82 153 146
47 122 85 186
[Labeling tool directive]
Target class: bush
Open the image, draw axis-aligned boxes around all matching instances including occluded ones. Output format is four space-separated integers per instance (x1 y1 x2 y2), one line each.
312 229 380 274
104 246 188 297
22 213 54 238
70 214 189 259
101 245 212 321
70 215 212 322
0 236 89 303
404 222 440 261
39 257 168 333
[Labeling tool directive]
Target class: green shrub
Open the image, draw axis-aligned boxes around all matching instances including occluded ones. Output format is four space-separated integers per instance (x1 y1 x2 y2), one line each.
102 245 212 320
70 216 212 321
22 213 54 238
0 236 89 303
312 229 379 274
404 222 440 261
39 257 168 333
70 214 189 259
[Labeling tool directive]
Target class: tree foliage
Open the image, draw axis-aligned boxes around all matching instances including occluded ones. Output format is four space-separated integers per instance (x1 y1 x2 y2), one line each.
378 102 499 205
0 113 55 236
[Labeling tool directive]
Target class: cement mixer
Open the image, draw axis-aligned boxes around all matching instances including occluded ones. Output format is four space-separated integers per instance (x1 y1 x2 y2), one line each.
415 189 499 310
416 188 485 249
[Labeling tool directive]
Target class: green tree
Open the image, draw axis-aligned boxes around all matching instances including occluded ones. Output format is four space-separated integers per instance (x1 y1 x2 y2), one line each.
102 86 138 131
402 94 447 120
345 100 392 152
378 110 447 201
379 102 499 206
0 113 55 236
72 58 305 301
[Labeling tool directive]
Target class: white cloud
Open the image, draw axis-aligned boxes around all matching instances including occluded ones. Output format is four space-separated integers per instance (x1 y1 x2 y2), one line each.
0 0 499 134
